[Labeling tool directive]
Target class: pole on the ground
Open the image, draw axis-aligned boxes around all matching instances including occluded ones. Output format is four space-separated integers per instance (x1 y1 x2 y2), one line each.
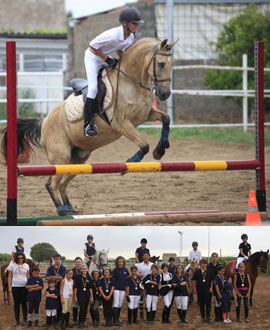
6 41 17 225
254 41 266 212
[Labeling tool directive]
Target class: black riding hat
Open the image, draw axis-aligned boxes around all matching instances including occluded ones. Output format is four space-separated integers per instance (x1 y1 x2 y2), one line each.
119 7 144 24
17 238 24 243
87 235 93 240
192 241 198 247
241 234 248 240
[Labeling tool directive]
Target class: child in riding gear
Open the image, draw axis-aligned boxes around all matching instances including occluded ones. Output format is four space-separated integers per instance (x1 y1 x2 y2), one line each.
160 263 173 324
135 238 150 264
83 7 143 136
233 262 251 323
71 257 82 326
60 269 74 329
171 264 189 323
192 259 213 323
90 269 101 328
236 234 251 270
112 256 130 326
45 279 60 329
185 241 202 272
125 265 141 325
83 235 96 267
98 268 115 327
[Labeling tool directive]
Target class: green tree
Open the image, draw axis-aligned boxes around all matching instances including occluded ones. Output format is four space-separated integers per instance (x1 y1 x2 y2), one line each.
204 4 270 117
30 242 58 262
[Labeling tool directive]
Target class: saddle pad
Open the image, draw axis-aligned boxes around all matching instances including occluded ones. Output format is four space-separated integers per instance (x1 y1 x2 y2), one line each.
65 69 113 123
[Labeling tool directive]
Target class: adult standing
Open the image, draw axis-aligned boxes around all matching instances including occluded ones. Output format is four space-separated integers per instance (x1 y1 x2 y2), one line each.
136 252 153 320
46 254 66 326
208 252 222 322
8 252 30 327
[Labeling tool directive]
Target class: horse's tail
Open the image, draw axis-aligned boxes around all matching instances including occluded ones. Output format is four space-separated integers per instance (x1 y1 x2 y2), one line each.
1 118 44 162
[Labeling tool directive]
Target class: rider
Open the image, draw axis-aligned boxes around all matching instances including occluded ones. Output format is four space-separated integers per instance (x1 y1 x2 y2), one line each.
83 235 96 268
11 238 25 263
236 234 252 270
83 6 144 137
135 238 150 264
185 241 202 272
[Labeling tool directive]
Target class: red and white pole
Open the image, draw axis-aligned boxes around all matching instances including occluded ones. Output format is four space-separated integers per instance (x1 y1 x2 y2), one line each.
6 41 17 225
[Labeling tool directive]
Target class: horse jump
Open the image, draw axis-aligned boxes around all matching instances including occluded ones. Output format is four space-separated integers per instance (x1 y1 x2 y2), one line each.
2 41 267 224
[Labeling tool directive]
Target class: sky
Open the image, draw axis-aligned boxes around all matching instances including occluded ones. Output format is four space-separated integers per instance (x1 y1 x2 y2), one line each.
0 226 269 260
65 0 138 19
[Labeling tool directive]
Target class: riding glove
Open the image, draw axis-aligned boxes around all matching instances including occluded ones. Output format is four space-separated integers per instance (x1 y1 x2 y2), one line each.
105 56 118 67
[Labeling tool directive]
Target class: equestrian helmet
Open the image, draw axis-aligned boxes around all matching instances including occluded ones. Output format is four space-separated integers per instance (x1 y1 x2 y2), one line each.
119 7 144 24
192 241 198 247
17 237 24 243
241 234 248 240
87 235 94 240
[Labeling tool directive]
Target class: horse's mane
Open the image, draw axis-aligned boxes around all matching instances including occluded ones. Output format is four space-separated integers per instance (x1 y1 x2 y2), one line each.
123 38 161 56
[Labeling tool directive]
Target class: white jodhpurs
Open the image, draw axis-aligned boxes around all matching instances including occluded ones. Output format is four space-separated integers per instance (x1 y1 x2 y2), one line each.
146 295 158 312
84 49 108 99
236 256 247 269
175 296 188 310
128 296 141 310
163 290 173 308
113 290 125 308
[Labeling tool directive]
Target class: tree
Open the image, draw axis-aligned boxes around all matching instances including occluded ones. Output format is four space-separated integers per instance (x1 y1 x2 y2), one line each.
204 4 270 116
30 242 58 262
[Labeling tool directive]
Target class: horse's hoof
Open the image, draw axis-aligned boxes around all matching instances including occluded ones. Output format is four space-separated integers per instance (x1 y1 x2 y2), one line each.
162 140 170 149
56 205 68 216
153 147 165 160
63 203 74 215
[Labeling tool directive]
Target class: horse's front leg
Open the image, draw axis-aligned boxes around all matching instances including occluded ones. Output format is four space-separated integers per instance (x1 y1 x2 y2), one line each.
112 119 149 162
147 105 170 160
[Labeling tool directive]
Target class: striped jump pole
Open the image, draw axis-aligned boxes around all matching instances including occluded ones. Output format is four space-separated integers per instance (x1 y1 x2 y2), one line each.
17 160 261 176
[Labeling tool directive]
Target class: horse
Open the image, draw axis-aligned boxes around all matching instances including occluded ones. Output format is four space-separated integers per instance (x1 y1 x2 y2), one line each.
225 250 269 306
1 38 177 216
1 259 38 304
149 255 160 264
187 259 200 305
88 249 109 278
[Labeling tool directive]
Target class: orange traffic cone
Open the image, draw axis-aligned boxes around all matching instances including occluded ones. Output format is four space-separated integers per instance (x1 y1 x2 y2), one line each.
245 191 262 226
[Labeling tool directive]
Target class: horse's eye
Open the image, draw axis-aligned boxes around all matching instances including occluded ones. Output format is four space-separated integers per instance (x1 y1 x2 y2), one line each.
158 62 165 69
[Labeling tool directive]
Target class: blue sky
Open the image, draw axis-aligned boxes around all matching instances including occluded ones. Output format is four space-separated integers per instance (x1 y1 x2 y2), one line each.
0 226 269 260
65 0 137 19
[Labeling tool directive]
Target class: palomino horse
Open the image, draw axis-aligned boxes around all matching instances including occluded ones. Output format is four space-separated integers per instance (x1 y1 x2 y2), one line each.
1 38 177 216
1 259 38 304
225 250 269 306
187 259 200 305
88 249 109 278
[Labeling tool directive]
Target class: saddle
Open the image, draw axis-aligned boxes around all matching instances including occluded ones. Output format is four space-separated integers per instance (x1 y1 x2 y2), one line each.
65 68 113 123
231 259 247 274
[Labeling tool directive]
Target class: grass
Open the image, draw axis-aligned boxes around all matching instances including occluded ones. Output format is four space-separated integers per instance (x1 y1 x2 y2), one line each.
138 127 270 146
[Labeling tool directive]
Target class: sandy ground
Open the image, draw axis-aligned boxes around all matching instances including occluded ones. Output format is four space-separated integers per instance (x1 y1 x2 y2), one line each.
0 275 269 330
0 135 269 225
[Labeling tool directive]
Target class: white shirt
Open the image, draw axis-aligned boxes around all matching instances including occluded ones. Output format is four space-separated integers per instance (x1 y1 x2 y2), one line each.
188 249 202 262
63 279 74 298
136 261 153 279
161 272 172 287
90 26 134 56
8 263 29 287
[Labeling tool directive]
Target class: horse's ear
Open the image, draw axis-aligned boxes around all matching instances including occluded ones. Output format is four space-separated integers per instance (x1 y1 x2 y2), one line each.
168 39 179 49
267 249 269 254
160 39 168 50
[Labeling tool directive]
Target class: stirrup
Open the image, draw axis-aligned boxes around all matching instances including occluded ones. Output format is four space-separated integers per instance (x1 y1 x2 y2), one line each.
84 123 98 137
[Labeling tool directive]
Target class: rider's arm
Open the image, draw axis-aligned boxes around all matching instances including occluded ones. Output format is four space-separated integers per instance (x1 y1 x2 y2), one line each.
90 46 107 61
135 253 140 264
239 248 245 257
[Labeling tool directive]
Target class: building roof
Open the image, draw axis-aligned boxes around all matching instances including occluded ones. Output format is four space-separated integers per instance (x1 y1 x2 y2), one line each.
0 32 67 40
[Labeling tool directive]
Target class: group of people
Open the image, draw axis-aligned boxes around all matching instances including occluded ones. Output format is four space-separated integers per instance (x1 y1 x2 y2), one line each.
7 234 252 328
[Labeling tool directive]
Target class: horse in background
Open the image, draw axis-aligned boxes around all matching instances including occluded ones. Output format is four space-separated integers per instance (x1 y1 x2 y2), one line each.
225 250 269 306
88 249 109 278
1 259 38 304
187 259 200 305
150 255 160 264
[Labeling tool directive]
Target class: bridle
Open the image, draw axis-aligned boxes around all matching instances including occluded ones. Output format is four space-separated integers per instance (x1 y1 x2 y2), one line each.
113 48 172 92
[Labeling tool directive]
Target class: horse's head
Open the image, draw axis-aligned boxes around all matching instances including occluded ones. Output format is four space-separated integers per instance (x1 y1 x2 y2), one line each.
98 249 109 267
146 39 178 101
258 250 269 273
149 255 160 264
190 259 200 272
26 259 38 275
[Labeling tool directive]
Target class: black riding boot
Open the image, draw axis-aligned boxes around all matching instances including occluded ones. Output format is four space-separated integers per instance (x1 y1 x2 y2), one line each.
215 307 221 322
83 97 97 136
93 309 100 327
90 308 95 325
146 312 151 324
151 311 156 323
112 307 121 326
133 308 138 324
61 313 66 330
162 307 166 323
72 307 78 326
52 315 58 329
65 313 72 328
126 308 132 325
177 309 182 323
45 316 51 329
182 310 188 323
166 306 172 323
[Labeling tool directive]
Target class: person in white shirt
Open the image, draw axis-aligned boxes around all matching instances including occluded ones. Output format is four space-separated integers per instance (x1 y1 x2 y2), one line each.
8 252 30 327
135 252 153 321
185 241 202 272
83 6 144 136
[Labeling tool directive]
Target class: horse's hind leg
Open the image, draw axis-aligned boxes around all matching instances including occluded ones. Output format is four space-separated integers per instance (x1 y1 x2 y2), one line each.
147 105 170 160
58 148 91 215
46 175 67 216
